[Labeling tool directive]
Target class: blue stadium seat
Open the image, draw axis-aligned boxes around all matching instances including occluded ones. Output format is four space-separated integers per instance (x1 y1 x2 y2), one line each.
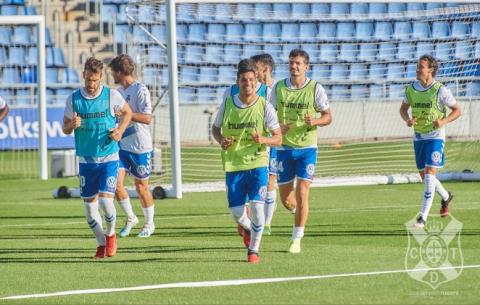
56 88 72 102
138 5 155 22
397 42 415 61
389 84 404 98
350 3 368 16
243 44 262 59
358 43 377 62
393 22 412 40
179 66 198 84
214 4 234 22
311 3 330 16
1 5 18 15
114 25 129 43
0 27 12 45
205 44 223 62
373 22 393 40
206 23 225 42
351 84 369 98
197 87 217 103
291 3 310 19
318 22 336 41
146 46 164 64
369 84 386 98
281 23 299 42
0 47 6 64
176 24 188 43
236 3 254 21
100 4 117 23
8 46 25 66
272 3 291 20
451 22 470 38
330 64 349 80
298 23 318 42
412 22 431 39
117 5 128 23
281 44 300 60
263 45 282 61
273 64 289 81
179 87 197 104
26 46 37 65
319 44 337 62
223 44 242 64
407 3 425 12
336 22 355 41
330 3 349 16
426 3 444 10
356 22 374 41
368 3 387 18
160 68 168 87
349 64 368 79
46 88 57 105
263 23 281 42
21 66 36 83
142 68 157 86
300 44 319 61
472 22 480 38
475 41 480 58
386 63 405 80
310 65 330 80
151 25 166 42
445 3 461 8
199 66 218 83
67 68 79 83
177 4 196 22
184 46 204 64
225 24 244 42
465 82 480 96
337 44 358 62
197 4 215 22
53 47 66 67
244 24 262 41
330 85 349 100
46 47 54 66
377 43 395 61
16 89 34 105
439 62 457 77
218 65 236 83
3 67 21 84
46 67 59 83
416 42 434 59
435 42 453 61
11 26 31 45
254 4 272 20
369 63 386 79
406 63 416 78
432 21 450 39
187 24 206 42
387 3 406 17
454 42 473 60
215 87 226 101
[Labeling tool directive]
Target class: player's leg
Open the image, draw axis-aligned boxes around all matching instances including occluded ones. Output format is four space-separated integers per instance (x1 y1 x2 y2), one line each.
116 151 138 237
226 170 251 248
131 151 155 237
98 161 119 257
264 147 278 235
246 167 268 263
277 150 297 213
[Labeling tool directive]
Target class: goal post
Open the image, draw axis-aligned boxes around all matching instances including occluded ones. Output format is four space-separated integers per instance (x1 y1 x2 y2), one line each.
0 15 47 180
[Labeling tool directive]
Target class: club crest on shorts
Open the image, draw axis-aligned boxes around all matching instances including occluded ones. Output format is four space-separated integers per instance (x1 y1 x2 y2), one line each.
106 176 117 189
431 151 442 164
137 165 148 176
405 215 463 289
259 186 267 200
306 164 315 176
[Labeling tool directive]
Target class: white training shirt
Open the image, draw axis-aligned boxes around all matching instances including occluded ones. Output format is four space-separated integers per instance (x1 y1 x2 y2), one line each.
0 96 6 110
213 94 280 132
117 81 153 154
64 86 126 163
402 80 457 141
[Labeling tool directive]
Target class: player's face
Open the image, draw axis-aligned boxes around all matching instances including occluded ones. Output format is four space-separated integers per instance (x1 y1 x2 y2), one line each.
254 62 266 83
289 56 308 77
237 71 257 96
416 59 433 81
83 71 102 96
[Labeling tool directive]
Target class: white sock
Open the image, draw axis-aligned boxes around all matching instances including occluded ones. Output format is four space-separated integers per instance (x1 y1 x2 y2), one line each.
118 197 136 219
420 174 436 221
292 226 305 240
84 201 105 246
229 206 251 231
142 205 155 226
249 201 265 253
99 197 116 236
264 190 277 225
434 176 449 201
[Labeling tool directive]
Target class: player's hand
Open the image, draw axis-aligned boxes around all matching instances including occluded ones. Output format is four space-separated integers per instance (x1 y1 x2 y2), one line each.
252 129 263 144
280 123 290 134
304 114 314 127
221 136 233 150
433 119 444 129
406 118 416 127
109 128 122 142
72 112 82 129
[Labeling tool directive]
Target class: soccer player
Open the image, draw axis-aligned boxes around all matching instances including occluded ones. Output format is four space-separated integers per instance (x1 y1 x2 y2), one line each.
251 53 279 235
0 95 9 122
63 57 132 259
212 58 282 263
270 49 332 254
400 54 461 228
108 54 156 238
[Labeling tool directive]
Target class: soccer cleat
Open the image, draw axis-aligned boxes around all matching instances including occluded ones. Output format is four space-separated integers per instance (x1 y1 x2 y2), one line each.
440 192 453 217
137 224 155 238
288 238 301 254
106 234 117 257
247 250 260 264
264 224 272 236
93 245 106 259
119 216 139 238
413 216 426 229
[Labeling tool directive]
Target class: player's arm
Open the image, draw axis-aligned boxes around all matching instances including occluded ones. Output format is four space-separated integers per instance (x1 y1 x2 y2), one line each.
433 88 461 129
400 102 416 127
252 103 282 146
131 87 152 124
0 103 9 122
305 108 332 127
211 100 233 150
131 112 151 124
110 103 132 141
62 95 81 134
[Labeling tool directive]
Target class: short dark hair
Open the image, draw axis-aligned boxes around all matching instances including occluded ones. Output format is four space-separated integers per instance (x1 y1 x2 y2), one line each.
250 53 275 72
236 58 257 79
289 48 310 65
108 54 135 76
419 54 439 77
84 57 103 74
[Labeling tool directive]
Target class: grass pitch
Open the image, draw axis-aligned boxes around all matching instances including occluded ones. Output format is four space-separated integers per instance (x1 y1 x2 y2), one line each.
0 178 479 304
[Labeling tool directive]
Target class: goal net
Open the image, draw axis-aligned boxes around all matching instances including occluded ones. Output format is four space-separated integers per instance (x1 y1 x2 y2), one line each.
124 1 480 193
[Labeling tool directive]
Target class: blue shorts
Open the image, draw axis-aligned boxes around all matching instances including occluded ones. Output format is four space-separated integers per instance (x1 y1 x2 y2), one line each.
413 139 445 170
79 161 119 199
119 150 152 180
269 147 278 176
277 148 317 185
225 167 268 208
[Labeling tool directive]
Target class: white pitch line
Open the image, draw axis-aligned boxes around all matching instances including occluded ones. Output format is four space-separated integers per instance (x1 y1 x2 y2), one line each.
2 264 480 300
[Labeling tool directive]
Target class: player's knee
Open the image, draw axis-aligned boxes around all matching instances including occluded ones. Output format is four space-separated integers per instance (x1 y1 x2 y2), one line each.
135 182 149 196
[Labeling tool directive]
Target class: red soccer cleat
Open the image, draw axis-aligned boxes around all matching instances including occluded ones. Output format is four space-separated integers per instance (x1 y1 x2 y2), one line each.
440 192 453 217
247 251 260 264
93 245 106 260
106 234 117 257
236 225 251 248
